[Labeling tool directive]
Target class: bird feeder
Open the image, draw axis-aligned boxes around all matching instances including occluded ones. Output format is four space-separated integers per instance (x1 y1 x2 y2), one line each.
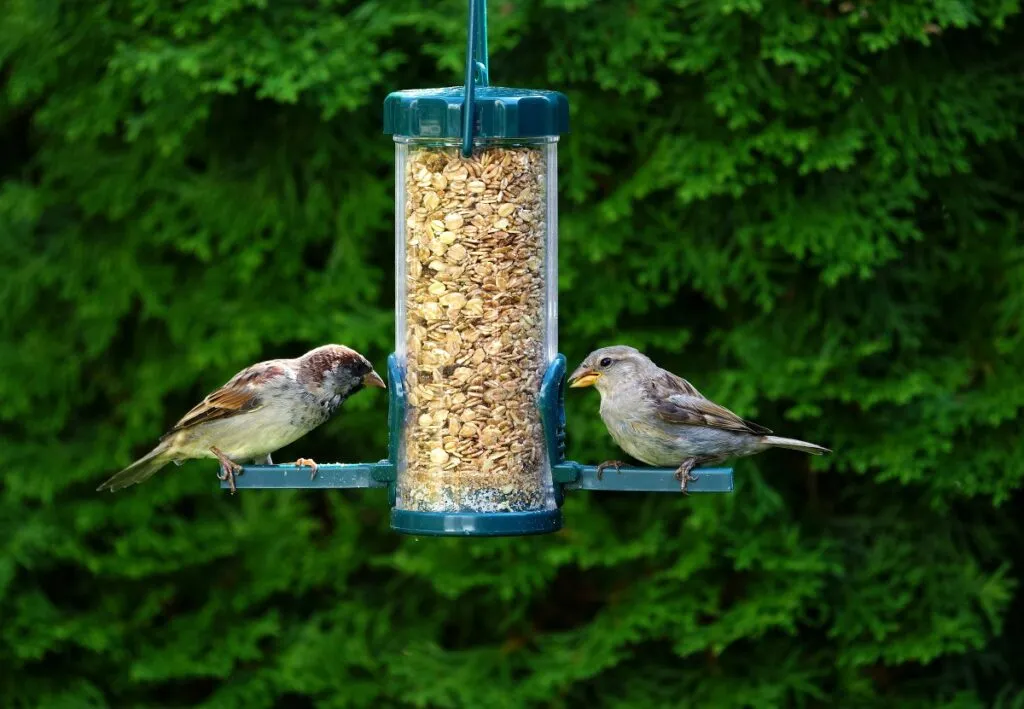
224 0 734 535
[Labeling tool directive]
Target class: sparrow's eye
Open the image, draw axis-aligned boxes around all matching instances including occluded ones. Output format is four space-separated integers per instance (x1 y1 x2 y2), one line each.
599 357 612 368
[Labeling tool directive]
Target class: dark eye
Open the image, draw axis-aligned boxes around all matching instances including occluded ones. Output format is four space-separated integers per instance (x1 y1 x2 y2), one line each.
599 357 612 368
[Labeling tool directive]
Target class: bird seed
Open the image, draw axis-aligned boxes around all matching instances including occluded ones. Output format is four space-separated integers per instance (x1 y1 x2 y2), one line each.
399 144 552 513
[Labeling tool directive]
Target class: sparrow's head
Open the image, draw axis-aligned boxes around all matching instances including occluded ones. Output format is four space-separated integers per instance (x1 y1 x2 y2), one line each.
568 345 656 395
298 344 385 399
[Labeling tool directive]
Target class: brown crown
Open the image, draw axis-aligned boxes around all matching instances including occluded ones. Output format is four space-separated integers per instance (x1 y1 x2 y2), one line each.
297 344 370 386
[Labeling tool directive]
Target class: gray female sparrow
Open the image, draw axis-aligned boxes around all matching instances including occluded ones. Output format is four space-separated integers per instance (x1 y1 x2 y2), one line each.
569 345 829 493
97 344 385 494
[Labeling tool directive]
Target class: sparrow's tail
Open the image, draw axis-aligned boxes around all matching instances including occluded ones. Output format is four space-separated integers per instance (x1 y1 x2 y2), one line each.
97 443 175 492
762 436 831 455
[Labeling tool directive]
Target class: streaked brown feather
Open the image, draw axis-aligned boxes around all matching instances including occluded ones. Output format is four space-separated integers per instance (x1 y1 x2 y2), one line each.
161 362 288 437
652 369 704 398
648 369 773 436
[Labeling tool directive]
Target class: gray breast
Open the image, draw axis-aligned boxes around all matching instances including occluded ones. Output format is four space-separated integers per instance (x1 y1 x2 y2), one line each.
599 394 677 466
285 392 341 430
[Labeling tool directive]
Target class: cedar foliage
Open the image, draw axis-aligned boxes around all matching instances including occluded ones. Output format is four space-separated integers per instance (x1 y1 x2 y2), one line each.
2 0 1024 706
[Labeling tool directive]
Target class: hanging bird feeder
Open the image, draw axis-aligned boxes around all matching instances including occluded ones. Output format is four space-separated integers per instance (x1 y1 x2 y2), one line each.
224 0 734 535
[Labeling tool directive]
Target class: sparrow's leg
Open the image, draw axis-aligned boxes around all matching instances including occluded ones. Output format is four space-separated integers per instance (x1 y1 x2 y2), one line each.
211 446 244 494
294 457 320 480
595 460 626 481
673 458 702 495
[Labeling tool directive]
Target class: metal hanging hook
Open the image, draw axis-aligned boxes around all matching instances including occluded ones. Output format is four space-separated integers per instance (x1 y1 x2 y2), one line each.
461 0 489 157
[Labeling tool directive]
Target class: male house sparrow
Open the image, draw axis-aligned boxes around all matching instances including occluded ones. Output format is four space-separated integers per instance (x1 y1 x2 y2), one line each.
97 344 385 494
568 345 829 493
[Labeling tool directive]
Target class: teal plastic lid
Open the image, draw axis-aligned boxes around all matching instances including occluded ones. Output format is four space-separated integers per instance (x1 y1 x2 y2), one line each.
383 86 569 139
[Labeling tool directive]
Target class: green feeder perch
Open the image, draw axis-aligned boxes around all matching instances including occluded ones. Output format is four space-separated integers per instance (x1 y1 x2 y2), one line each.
222 0 734 535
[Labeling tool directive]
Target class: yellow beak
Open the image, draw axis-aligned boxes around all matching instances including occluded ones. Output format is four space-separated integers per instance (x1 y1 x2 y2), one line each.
363 370 387 389
568 366 601 388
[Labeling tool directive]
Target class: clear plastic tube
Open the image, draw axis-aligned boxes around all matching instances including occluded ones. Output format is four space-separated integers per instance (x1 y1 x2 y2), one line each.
394 137 559 514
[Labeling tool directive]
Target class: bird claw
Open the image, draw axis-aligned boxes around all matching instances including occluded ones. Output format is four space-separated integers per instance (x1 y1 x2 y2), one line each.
216 466 237 494
595 460 625 481
294 457 320 480
673 461 700 495
679 471 699 495
211 447 244 495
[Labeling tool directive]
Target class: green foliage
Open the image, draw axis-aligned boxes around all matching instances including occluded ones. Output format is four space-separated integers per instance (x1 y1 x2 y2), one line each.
2 0 1023 706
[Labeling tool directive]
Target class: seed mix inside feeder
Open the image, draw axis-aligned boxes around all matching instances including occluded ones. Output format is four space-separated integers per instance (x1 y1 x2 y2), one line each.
398 145 552 515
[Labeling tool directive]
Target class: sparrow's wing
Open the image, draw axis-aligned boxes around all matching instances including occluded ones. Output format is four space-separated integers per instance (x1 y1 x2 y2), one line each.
163 361 290 436
650 369 704 398
648 369 773 436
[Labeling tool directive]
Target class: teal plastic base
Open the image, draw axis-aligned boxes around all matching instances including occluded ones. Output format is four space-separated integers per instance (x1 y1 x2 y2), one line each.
390 508 563 537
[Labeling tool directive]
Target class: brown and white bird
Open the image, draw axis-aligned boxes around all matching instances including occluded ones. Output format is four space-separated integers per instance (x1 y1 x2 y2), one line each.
97 344 385 494
568 345 829 493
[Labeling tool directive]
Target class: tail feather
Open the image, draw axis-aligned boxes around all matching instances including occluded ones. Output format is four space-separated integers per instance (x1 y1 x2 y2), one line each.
762 436 830 455
97 444 174 492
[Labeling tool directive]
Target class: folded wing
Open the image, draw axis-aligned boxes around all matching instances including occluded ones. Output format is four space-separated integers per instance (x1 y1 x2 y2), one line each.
647 369 773 436
161 361 289 437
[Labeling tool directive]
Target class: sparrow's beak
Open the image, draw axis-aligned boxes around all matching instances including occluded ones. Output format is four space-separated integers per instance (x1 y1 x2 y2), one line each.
568 365 601 388
363 370 386 389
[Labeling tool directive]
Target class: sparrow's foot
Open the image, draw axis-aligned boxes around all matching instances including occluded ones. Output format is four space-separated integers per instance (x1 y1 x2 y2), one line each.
680 471 699 495
673 459 700 495
294 457 320 480
595 460 626 481
211 446 244 494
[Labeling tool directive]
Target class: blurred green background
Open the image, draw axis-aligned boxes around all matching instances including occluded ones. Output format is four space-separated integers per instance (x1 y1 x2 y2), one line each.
2 0 1024 706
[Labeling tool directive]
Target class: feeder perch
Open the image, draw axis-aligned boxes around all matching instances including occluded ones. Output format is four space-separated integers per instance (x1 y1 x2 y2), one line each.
221 0 734 535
